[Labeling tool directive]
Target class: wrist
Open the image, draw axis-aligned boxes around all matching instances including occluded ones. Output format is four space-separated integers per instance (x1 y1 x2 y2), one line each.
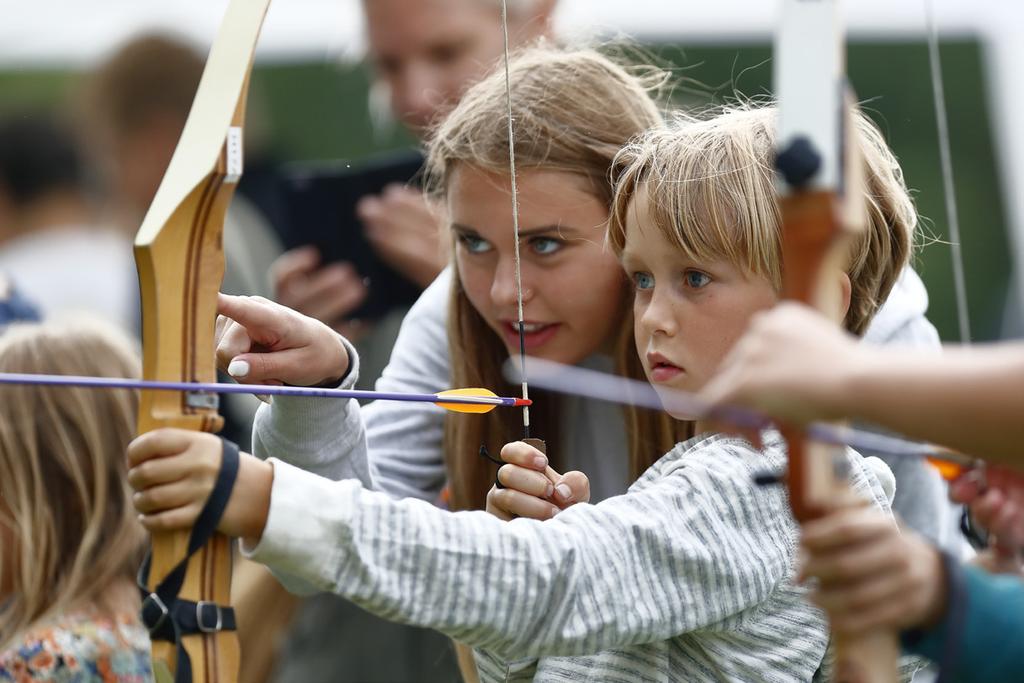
313 334 351 388
227 454 274 542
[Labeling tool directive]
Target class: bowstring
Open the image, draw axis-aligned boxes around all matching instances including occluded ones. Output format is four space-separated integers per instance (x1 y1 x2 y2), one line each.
500 0 531 438
925 0 971 343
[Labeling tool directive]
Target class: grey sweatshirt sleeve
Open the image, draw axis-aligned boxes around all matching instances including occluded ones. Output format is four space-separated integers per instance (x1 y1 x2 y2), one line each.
250 268 453 501
242 440 798 661
250 335 373 488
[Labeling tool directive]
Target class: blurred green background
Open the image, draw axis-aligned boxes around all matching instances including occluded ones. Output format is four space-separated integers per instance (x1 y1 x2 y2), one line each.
0 38 1009 341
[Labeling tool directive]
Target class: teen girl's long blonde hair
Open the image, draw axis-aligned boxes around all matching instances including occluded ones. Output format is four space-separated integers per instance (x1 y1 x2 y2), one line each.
0 320 145 649
424 45 688 511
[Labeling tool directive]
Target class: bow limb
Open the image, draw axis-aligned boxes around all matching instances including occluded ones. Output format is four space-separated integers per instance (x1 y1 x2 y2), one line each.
774 2 899 680
134 1 272 681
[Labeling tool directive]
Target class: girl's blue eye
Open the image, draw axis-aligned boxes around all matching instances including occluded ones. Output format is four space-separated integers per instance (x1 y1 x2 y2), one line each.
685 270 711 289
633 272 655 290
530 237 563 255
458 234 492 254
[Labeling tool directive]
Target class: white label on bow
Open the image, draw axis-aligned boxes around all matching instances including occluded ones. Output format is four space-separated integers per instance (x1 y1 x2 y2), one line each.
225 127 244 183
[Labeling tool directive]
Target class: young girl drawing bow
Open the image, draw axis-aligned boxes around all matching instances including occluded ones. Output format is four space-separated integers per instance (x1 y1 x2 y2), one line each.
0 321 151 681
128 101 918 681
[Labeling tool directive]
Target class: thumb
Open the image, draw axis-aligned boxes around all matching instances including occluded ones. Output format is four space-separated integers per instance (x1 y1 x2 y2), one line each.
553 470 591 507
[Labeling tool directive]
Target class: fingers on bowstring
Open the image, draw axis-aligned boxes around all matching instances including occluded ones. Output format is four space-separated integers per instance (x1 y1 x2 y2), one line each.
488 486 560 521
497 463 555 499
485 485 516 521
554 470 590 506
499 440 549 471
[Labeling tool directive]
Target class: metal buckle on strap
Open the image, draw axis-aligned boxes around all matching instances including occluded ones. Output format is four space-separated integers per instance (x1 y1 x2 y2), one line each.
196 601 223 633
141 593 170 634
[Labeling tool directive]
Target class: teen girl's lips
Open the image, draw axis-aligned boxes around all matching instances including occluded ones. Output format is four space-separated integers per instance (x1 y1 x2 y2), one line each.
502 320 561 351
647 351 684 383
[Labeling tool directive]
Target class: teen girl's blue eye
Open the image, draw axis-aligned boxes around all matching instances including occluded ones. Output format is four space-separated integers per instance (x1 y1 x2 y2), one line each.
684 270 711 289
530 236 563 256
632 272 655 290
457 233 493 254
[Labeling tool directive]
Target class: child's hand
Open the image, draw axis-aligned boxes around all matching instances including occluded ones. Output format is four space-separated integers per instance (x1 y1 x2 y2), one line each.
800 501 947 635
485 441 590 521
127 429 273 544
216 293 350 388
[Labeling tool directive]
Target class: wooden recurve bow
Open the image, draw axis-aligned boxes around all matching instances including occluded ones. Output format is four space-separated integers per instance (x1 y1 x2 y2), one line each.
134 1 272 681
773 1 900 680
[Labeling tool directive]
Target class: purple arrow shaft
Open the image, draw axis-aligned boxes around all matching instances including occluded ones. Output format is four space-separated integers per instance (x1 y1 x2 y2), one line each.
0 372 520 407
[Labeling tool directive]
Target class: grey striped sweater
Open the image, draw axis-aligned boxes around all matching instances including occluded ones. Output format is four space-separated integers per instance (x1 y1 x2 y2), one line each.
246 421 894 682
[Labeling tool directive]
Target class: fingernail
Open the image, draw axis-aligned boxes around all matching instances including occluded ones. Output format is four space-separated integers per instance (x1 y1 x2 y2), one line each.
555 484 573 502
533 455 548 469
545 483 554 498
228 359 250 378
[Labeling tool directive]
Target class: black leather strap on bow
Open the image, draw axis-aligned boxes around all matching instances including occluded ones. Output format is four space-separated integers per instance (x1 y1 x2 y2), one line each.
138 437 241 683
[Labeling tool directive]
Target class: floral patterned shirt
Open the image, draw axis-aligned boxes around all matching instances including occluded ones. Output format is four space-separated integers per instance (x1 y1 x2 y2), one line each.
0 610 152 682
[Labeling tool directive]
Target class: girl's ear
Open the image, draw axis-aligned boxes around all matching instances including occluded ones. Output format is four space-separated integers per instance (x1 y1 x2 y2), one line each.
838 271 852 320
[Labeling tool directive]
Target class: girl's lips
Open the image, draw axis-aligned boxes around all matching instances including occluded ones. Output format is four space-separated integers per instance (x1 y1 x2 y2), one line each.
502 321 561 351
647 353 684 383
649 363 683 383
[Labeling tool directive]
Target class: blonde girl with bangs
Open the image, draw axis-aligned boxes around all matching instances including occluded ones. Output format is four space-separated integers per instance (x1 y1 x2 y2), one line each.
0 320 151 681
128 102 921 681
